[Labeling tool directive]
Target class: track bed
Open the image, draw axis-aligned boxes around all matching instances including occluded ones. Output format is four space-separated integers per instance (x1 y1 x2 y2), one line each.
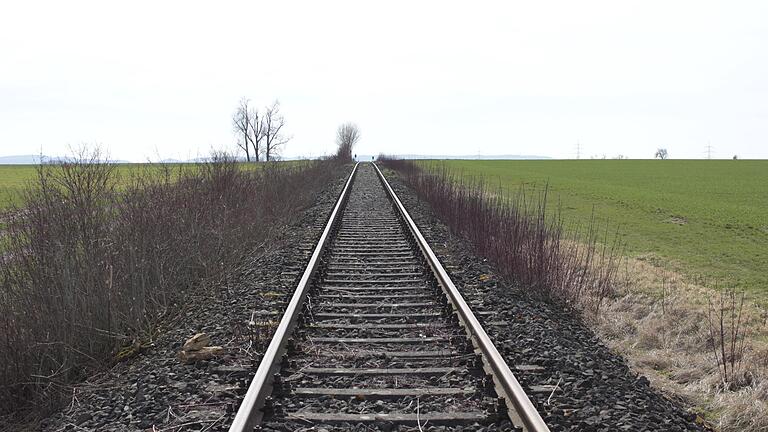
258 165 511 431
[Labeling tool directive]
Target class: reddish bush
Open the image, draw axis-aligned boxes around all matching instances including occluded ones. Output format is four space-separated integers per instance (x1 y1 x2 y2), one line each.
0 151 343 415
379 157 620 308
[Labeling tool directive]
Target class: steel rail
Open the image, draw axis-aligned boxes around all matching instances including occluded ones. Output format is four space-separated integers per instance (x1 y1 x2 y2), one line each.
228 162 359 432
372 162 551 432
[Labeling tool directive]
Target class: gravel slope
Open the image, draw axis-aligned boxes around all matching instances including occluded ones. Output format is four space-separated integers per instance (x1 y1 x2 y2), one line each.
383 168 708 432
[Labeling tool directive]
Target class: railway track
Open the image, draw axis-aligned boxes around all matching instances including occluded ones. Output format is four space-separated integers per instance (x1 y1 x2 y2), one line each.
230 163 550 431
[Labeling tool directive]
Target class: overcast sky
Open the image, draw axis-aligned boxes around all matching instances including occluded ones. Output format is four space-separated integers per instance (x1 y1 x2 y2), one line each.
1 1 767 161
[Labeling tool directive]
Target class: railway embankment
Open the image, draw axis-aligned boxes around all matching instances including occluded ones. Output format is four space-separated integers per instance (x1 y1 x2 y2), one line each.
2 160 350 432
30 163 711 431
383 168 709 431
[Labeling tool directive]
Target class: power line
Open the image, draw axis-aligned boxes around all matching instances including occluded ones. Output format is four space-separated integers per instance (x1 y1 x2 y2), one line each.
705 142 715 159
575 141 582 159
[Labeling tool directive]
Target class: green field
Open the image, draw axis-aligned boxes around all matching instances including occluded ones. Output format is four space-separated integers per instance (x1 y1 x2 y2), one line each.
0 161 294 210
0 164 153 209
0 165 35 208
424 160 768 296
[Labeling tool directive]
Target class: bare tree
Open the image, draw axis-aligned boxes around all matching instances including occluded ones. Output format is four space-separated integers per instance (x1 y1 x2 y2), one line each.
655 148 669 160
335 123 361 161
232 98 253 162
248 108 264 162
232 98 266 162
262 100 290 161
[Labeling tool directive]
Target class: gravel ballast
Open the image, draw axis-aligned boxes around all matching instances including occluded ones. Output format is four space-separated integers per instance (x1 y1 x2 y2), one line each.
258 163 510 432
382 168 708 432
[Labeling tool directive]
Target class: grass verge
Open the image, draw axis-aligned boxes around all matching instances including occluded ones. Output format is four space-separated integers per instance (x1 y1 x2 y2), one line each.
597 258 768 431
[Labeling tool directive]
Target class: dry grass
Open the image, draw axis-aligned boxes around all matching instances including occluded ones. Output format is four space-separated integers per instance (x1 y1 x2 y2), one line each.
593 255 768 431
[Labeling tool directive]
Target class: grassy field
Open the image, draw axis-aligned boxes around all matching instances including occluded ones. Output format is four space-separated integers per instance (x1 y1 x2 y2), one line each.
0 165 37 208
0 162 297 210
423 160 768 296
0 164 154 209
0 164 176 208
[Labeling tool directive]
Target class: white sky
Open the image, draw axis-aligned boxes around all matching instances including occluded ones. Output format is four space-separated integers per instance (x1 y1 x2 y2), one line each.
1 1 767 161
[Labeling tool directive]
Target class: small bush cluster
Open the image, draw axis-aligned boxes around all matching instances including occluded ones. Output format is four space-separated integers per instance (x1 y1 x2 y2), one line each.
379 157 620 308
0 151 342 415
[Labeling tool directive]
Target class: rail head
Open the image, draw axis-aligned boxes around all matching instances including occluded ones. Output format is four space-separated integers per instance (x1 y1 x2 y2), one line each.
372 162 551 432
229 162 359 432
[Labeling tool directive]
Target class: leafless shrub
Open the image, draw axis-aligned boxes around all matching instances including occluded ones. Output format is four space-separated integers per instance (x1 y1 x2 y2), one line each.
0 149 342 416
378 157 621 309
707 287 748 389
